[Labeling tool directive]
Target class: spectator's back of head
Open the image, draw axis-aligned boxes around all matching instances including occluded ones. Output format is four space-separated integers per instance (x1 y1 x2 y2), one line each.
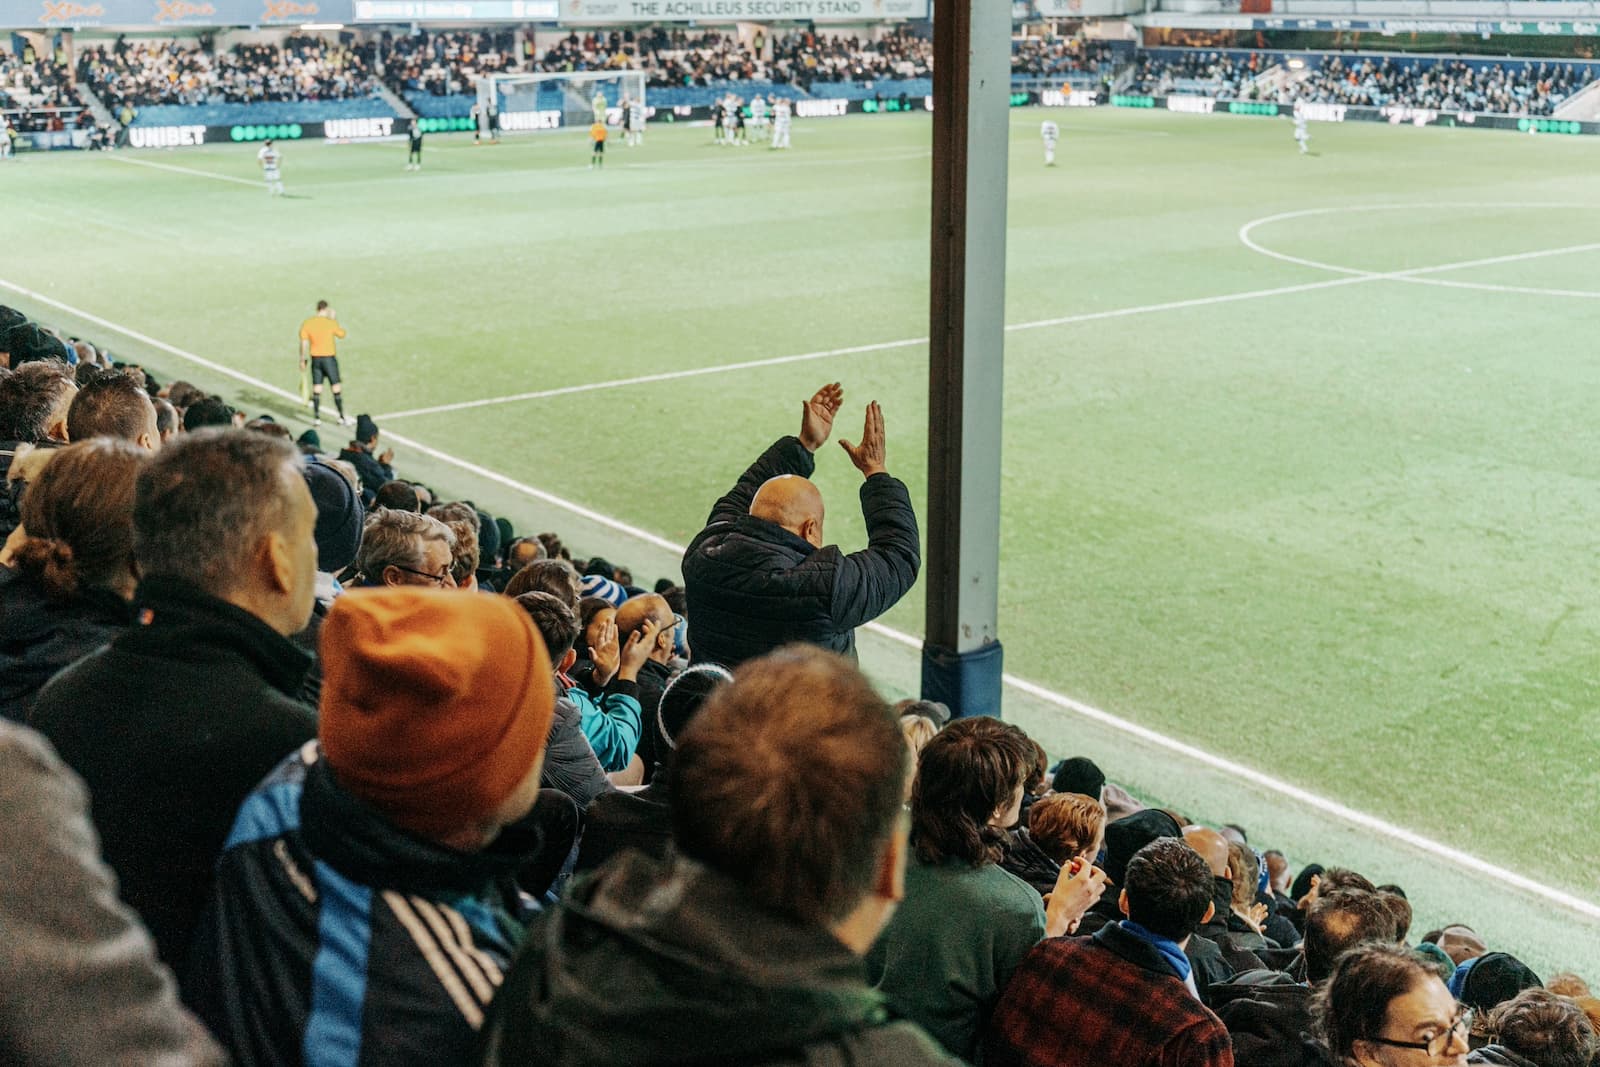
1455 952 1542 1015
1227 841 1259 911
133 428 316 636
0 360 76 443
1304 889 1400 984
514 591 580 665
15 437 147 601
374 479 421 512
503 558 581 605
1028 791 1106 867
1483 989 1596 1067
656 663 732 751
182 395 235 432
428 503 479 586
166 380 205 411
4 323 70 368
1320 867 1376 896
1051 755 1105 799
1121 837 1214 942
153 397 178 442
66 370 158 449
671 645 906 927
910 715 1035 866
505 535 546 570
302 458 364 575
1103 808 1183 889
1375 888 1411 943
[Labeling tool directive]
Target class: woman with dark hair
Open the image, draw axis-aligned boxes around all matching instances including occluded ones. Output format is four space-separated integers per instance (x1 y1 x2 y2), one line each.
1317 942 1469 1066
866 716 1107 1062
0 438 146 722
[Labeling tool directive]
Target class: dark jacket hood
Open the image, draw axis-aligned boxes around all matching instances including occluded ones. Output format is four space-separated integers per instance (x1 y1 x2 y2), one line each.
484 851 894 1066
1468 1048 1540 1067
0 567 131 721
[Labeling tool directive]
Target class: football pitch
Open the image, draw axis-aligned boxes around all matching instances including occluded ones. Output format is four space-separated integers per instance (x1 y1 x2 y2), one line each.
5 108 1600 970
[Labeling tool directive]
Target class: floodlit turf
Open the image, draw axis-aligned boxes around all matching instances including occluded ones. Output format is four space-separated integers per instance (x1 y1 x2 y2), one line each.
6 109 1600 969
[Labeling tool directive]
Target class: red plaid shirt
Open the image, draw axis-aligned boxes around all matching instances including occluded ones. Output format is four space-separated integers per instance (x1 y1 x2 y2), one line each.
985 924 1235 1067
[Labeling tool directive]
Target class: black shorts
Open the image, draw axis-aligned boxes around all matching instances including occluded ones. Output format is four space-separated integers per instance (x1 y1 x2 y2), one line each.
310 356 341 386
593 140 605 154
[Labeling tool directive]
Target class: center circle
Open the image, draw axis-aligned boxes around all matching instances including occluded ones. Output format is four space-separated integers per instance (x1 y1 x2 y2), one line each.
1238 203 1600 300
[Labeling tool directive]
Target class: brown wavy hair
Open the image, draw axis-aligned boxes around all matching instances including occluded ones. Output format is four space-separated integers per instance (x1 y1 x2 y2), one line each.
910 716 1034 867
15 438 146 601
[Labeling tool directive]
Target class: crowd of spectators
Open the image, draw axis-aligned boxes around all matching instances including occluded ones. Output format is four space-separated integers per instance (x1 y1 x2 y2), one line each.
1131 49 1597 116
2 304 1597 1066
77 33 379 111
1012 36 1120 80
1290 55 1595 116
1 41 90 132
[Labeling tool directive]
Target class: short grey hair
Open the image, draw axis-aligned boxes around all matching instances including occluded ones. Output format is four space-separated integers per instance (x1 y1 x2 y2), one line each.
355 508 454 583
133 428 301 595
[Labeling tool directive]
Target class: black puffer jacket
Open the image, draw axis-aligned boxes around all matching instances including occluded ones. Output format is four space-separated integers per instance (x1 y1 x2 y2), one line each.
683 435 920 669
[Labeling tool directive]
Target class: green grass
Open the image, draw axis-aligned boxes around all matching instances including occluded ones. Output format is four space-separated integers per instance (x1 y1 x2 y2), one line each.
6 109 1600 973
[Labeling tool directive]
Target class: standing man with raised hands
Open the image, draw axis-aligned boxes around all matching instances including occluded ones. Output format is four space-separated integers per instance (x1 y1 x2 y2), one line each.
682 382 920 669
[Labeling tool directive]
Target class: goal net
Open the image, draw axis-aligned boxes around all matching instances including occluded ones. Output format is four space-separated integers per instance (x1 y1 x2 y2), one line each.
475 70 648 137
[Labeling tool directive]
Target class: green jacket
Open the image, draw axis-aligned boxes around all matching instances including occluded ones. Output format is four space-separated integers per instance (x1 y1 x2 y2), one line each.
478 851 964 1067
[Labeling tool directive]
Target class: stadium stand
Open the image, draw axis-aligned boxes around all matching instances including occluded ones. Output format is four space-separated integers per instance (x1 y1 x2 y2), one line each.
1 299 1595 1063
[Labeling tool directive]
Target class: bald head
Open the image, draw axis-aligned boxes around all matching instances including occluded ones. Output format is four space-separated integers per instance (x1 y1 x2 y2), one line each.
616 593 675 663
1438 925 1487 966
750 474 825 547
1182 825 1232 879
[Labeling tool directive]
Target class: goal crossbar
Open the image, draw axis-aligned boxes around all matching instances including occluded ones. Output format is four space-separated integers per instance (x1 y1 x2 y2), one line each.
474 70 647 136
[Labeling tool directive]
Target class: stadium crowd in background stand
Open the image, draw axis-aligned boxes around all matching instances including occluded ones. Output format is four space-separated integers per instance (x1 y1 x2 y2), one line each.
79 34 379 111
3 303 1600 1066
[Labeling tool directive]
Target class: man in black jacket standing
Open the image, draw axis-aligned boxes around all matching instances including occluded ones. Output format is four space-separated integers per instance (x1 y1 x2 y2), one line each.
32 429 319 972
682 382 920 669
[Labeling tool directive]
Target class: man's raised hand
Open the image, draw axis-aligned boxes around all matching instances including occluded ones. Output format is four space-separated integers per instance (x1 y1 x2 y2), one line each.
839 401 887 478
799 383 845 453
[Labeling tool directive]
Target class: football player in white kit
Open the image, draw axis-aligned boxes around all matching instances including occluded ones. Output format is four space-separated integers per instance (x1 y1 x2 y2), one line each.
771 96 792 150
750 94 768 136
257 139 284 196
1293 104 1310 154
1041 118 1059 166
627 95 644 146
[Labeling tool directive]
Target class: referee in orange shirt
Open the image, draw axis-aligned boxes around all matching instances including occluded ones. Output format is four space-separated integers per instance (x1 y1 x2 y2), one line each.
298 299 348 426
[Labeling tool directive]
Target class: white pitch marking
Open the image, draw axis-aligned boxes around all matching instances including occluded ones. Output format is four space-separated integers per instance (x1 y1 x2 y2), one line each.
1239 202 1600 298
1 277 1596 921
377 230 1593 422
106 153 268 188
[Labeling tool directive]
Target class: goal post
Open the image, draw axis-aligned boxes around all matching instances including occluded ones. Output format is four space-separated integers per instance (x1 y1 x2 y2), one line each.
475 70 648 137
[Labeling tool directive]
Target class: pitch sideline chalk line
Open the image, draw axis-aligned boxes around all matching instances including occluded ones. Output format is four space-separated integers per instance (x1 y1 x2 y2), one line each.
105 153 269 188
377 231 1596 422
1239 202 1600 299
2 275 1596 923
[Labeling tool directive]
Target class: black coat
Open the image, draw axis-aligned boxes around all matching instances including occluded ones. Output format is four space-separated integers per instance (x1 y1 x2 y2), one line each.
30 576 316 970
336 444 394 500
573 771 672 874
541 693 612 810
1211 977 1331 1067
682 435 920 669
0 566 131 723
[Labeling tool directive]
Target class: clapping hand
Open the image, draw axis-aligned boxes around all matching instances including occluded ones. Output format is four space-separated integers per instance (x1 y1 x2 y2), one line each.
590 618 620 686
799 383 844 452
617 619 662 682
839 401 887 479
1043 859 1110 938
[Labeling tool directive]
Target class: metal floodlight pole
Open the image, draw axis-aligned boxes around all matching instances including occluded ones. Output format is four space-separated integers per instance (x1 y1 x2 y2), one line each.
921 0 1009 718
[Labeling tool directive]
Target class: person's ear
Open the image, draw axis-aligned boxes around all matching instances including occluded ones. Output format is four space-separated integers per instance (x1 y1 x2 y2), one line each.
560 647 577 673
1119 889 1130 918
874 822 908 904
137 431 155 451
801 516 823 546
263 530 294 596
1203 901 1215 924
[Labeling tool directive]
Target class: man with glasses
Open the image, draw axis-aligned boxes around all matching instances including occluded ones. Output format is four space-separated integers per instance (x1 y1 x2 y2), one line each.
352 509 456 590
612 592 682 781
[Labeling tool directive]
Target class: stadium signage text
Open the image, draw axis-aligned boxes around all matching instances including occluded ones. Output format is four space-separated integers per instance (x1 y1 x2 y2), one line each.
324 117 394 139
1381 106 1437 127
556 0 927 22
153 0 214 17
1166 95 1215 115
1041 88 1098 108
1296 102 1347 123
37 0 105 21
129 124 207 147
498 109 562 130
794 98 850 117
262 0 319 16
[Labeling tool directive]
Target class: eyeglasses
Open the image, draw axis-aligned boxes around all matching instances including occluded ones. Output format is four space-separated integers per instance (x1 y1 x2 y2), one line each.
1367 1007 1472 1058
391 563 454 587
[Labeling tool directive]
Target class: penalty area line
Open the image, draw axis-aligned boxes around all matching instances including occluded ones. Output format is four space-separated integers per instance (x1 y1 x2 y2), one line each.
4 277 1598 922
